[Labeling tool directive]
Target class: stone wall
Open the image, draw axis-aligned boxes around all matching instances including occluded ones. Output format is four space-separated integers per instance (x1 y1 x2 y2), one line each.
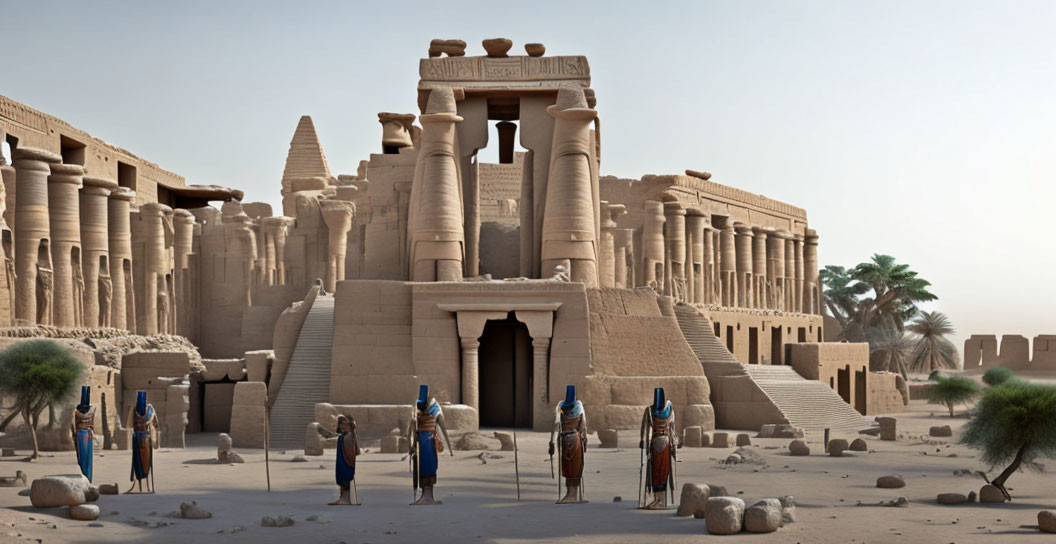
964 334 1056 371
707 308 823 365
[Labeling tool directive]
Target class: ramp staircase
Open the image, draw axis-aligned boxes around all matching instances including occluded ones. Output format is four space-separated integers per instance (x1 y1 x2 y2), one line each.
673 305 872 433
269 294 335 448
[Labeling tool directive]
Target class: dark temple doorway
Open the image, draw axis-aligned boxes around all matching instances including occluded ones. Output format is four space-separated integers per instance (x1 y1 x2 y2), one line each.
478 313 532 427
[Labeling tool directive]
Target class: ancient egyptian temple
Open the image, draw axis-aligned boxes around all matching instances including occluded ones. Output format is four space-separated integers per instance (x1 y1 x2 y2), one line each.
0 39 904 452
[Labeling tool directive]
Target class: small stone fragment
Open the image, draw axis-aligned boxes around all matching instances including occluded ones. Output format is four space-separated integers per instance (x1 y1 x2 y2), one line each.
261 515 295 527
937 493 968 505
877 475 906 489
849 438 868 451
929 425 953 437
788 440 810 456
68 504 100 521
180 501 212 519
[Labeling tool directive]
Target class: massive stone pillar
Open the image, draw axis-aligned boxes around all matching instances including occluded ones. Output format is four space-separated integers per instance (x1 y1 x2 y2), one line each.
13 148 61 325
173 209 196 339
784 235 796 312
320 200 355 293
138 203 174 335
220 202 254 309
803 229 819 314
48 163 85 328
686 211 706 304
540 88 599 286
603 204 627 288
642 200 665 292
767 229 787 312
108 188 135 332
794 234 805 314
719 221 736 307
80 176 117 328
663 202 686 301
0 162 13 326
408 87 465 282
752 227 768 309
734 222 753 309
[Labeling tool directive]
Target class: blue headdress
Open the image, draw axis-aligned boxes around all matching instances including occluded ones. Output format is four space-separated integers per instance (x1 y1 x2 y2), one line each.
77 386 91 414
560 385 577 413
417 384 429 411
135 391 147 416
653 388 665 412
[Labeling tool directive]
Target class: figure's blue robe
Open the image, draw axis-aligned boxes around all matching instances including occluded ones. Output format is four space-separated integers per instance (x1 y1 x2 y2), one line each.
75 428 93 482
415 400 442 484
336 434 356 488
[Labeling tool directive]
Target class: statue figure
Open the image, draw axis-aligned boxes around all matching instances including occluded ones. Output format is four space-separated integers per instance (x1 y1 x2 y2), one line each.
157 289 169 334
549 385 587 504
329 415 360 506
72 266 85 327
36 266 53 325
124 391 158 493
98 274 113 328
406 384 453 505
4 255 15 319
639 388 678 509
671 275 686 304
70 386 95 482
550 262 571 282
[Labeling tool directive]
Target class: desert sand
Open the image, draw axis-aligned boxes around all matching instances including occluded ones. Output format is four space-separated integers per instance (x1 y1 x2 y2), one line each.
0 400 1052 544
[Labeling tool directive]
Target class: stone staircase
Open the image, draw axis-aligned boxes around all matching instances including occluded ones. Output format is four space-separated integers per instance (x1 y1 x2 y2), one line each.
742 364 873 432
269 294 335 448
673 305 872 433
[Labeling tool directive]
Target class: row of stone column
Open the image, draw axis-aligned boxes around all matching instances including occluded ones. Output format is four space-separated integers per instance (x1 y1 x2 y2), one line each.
3 146 203 334
639 199 821 314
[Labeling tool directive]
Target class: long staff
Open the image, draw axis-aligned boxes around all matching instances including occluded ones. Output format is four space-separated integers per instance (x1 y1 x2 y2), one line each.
263 405 272 492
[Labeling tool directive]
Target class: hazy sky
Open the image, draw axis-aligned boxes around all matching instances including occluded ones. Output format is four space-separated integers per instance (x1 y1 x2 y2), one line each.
2 1 1053 354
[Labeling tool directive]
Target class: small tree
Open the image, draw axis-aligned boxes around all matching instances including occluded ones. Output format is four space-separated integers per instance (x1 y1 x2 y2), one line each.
982 367 1014 387
0 340 84 459
960 381 1056 500
926 375 980 417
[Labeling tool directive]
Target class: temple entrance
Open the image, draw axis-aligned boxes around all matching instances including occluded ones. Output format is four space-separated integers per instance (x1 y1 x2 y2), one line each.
477 314 532 427
837 366 851 404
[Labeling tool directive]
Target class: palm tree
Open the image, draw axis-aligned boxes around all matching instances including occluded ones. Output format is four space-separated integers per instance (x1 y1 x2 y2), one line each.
868 328 915 379
819 265 865 328
850 254 937 335
907 311 959 373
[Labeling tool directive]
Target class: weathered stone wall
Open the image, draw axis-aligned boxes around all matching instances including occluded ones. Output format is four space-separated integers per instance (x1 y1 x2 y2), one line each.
964 334 1056 371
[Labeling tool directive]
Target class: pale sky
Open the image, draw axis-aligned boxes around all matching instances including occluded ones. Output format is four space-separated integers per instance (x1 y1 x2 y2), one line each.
2 1 1053 354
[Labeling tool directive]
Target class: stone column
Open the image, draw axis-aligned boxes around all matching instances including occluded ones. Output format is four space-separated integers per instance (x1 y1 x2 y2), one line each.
803 229 819 314
460 338 480 411
752 227 768 309
47 163 84 328
13 148 61 324
139 203 172 335
540 88 599 286
0 163 13 326
719 221 736 307
108 187 136 332
604 204 628 288
703 225 715 304
663 202 686 302
767 229 786 312
320 200 355 293
408 87 465 282
642 200 665 292
598 202 616 288
685 211 706 304
80 176 117 328
784 235 796 312
532 336 551 426
794 234 805 314
262 216 293 285
734 222 753 309
172 209 195 338
221 203 254 308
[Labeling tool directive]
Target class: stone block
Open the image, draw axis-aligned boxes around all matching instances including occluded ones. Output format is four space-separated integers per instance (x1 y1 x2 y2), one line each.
705 496 746 535
827 438 849 456
711 432 729 448
877 417 897 441
597 429 618 448
929 425 952 437
683 426 703 448
676 483 711 517
244 350 273 383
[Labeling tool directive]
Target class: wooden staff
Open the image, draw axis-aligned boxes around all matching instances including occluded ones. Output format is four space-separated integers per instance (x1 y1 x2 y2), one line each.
513 431 521 501
264 404 272 492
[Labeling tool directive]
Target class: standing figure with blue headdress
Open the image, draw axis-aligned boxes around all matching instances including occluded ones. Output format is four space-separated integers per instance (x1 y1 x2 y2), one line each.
124 391 158 493
329 415 359 505
549 385 587 504
407 385 453 505
70 386 95 482
639 387 678 509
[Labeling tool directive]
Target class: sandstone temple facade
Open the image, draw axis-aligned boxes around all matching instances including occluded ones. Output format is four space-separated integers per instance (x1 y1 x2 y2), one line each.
0 39 901 453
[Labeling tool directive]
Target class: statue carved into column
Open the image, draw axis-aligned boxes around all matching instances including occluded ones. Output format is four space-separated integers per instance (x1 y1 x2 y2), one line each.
36 265 53 325
98 273 113 328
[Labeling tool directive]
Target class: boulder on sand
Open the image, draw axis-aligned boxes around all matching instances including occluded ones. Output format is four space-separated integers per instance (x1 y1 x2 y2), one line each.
597 429 618 448
705 496 746 535
30 474 90 508
979 484 1006 503
68 504 100 521
789 440 810 456
877 475 905 489
827 439 849 457
743 499 782 533
1039 510 1056 533
676 483 711 518
849 438 868 451
937 493 968 505
929 425 952 437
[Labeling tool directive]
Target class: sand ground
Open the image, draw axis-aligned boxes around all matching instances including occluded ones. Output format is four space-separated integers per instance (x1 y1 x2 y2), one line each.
0 400 1053 544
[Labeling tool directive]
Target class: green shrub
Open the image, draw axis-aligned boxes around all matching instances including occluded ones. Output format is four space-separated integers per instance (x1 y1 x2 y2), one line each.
926 375 981 417
960 380 1056 499
982 366 1014 387
0 340 83 458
